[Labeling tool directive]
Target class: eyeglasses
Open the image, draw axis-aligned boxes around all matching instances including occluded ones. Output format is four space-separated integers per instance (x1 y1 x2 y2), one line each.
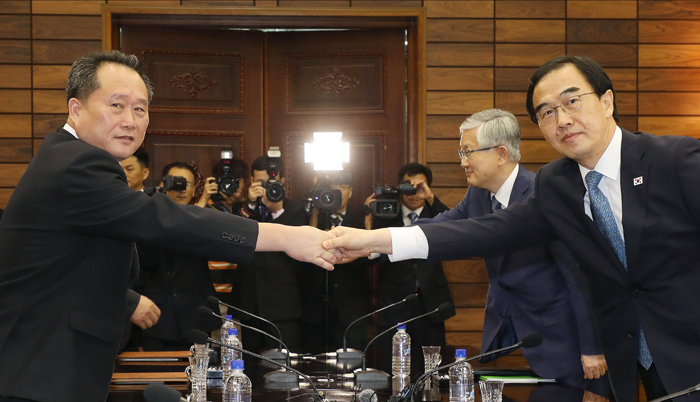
458 146 498 161
536 92 597 127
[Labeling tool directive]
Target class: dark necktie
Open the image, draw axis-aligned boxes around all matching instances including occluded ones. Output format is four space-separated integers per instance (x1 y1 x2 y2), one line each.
330 214 343 228
259 204 271 222
491 196 502 213
407 212 418 225
586 170 652 369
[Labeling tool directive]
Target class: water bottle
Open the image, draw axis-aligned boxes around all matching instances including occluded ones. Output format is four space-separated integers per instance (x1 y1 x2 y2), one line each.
222 360 252 402
391 324 411 377
221 315 235 344
449 349 474 402
222 328 242 380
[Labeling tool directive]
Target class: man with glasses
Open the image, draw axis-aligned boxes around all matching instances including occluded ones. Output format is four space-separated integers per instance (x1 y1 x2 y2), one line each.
325 56 700 402
427 109 609 394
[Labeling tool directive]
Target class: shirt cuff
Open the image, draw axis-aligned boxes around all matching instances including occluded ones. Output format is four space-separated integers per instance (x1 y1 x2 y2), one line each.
388 226 429 262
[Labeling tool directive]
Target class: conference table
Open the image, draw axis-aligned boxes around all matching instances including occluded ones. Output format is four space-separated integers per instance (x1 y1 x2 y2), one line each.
107 347 607 402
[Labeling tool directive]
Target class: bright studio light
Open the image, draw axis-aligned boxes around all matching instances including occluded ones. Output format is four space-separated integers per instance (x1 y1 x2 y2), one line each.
304 132 350 171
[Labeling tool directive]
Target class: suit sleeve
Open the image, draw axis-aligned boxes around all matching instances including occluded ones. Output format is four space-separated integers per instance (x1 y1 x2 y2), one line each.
125 289 140 319
58 148 258 264
416 189 473 225
547 241 604 355
676 136 700 227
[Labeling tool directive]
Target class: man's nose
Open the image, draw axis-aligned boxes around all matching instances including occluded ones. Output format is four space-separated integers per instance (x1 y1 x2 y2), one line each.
121 111 136 129
460 157 469 168
555 107 574 127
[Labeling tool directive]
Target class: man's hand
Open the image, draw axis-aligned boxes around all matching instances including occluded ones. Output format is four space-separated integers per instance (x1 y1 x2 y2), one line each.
256 223 342 270
411 178 434 204
247 181 265 203
364 193 376 229
195 177 218 208
581 354 607 379
130 295 161 329
323 226 393 261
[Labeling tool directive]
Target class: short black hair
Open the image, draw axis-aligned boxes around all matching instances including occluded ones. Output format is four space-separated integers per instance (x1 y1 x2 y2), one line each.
212 157 249 179
132 148 149 168
398 163 433 186
162 161 196 180
525 56 619 124
67 50 153 104
251 155 285 178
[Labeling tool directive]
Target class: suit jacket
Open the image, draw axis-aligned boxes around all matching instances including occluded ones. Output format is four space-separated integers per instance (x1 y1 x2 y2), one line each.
230 198 305 322
417 166 605 385
135 244 221 343
373 197 456 325
0 129 258 402
420 130 700 402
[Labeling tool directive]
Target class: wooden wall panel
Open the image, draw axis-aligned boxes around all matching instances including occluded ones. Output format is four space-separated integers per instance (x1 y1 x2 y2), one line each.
427 91 493 115
0 65 30 88
639 1 700 19
567 44 637 67
450 284 488 307
32 1 105 15
639 68 700 91
496 20 565 43
607 68 637 91
0 164 27 187
425 1 493 19
445 308 486 331
0 90 30 113
32 16 102 40
495 67 536 91
495 91 526 115
33 90 67 114
0 1 30 14
427 43 493 67
255 0 278 6
0 115 31 138
0 40 31 63
352 1 423 7
32 65 71 89
432 187 468 208
33 114 67 138
495 1 565 19
0 15 30 39
616 92 638 115
0 139 32 163
429 163 473 187
495 44 565 66
639 93 700 116
277 0 349 7
427 68 493 91
33 40 101 64
639 21 700 44
567 1 637 19
567 20 637 43
639 45 700 67
426 115 464 139
427 19 494 43
443 259 488 283
638 117 700 138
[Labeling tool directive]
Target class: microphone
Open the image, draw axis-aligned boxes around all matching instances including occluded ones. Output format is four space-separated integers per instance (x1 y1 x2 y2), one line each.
649 382 700 402
354 302 453 383
398 333 544 402
187 329 324 401
207 295 287 360
337 293 419 359
143 383 187 402
197 306 295 383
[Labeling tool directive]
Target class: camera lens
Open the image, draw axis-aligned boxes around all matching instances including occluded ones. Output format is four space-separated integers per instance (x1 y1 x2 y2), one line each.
380 202 395 214
320 191 335 207
219 177 238 196
266 182 285 203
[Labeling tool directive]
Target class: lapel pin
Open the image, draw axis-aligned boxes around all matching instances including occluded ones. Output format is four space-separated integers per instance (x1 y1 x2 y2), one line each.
633 176 643 186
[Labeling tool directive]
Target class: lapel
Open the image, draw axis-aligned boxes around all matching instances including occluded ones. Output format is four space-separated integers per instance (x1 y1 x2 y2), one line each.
562 156 629 276
619 129 649 273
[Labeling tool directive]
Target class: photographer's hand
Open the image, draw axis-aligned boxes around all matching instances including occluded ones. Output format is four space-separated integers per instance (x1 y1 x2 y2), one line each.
411 178 435 204
247 181 265 203
195 177 218 208
364 193 376 230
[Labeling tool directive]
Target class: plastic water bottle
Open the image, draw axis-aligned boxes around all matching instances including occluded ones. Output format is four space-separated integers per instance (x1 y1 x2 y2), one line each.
222 360 252 402
221 315 235 344
222 328 242 380
391 324 411 376
449 349 474 402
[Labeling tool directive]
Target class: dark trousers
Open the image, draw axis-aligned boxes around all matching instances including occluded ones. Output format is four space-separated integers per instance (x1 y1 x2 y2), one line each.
639 363 667 401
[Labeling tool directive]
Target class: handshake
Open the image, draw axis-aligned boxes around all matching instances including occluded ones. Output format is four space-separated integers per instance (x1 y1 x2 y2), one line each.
258 224 393 271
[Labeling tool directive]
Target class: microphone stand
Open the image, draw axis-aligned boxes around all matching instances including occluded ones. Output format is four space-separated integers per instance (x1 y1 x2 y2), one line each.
337 293 418 359
649 383 700 402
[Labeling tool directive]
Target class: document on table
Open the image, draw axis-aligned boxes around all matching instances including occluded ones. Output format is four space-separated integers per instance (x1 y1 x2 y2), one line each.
479 376 556 383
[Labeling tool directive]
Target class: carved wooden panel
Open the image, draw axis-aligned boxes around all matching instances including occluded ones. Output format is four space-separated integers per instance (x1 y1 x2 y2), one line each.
144 51 243 115
143 133 243 188
287 53 384 114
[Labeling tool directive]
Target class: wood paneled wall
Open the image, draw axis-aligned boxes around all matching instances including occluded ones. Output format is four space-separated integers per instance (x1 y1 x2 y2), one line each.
1 0 699 359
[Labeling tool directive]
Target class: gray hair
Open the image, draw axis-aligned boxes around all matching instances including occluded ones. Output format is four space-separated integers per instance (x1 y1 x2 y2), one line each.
459 109 521 163
66 50 153 104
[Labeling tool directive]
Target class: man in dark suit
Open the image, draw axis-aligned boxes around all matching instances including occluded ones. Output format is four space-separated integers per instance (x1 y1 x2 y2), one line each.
302 172 371 352
370 163 456 369
326 56 700 402
415 109 608 394
230 155 306 351
0 51 338 402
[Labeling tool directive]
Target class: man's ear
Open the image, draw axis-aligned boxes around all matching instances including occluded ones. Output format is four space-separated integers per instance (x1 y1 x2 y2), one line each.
143 168 150 181
68 98 81 121
497 146 509 165
601 89 614 118
280 177 286 184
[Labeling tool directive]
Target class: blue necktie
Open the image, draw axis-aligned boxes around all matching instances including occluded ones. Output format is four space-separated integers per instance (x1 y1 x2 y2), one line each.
586 171 653 369
407 212 418 224
491 196 502 213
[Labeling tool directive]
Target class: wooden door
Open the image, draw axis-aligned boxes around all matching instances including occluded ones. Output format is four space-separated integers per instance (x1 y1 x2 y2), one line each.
266 29 407 211
120 27 264 186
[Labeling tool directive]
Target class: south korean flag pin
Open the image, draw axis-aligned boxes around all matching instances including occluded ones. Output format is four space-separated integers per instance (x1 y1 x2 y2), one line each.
633 176 643 186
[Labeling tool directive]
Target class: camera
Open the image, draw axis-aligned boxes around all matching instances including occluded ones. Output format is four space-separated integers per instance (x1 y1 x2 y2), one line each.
212 150 239 201
309 172 342 211
370 183 417 219
162 175 188 192
263 146 285 203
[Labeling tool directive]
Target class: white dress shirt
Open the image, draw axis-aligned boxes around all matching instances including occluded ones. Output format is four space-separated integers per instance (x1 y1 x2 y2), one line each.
62 123 79 140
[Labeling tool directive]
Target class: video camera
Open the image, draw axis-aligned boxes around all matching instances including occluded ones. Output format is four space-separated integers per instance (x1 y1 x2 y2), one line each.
211 150 239 202
162 175 188 192
261 146 285 203
369 182 417 219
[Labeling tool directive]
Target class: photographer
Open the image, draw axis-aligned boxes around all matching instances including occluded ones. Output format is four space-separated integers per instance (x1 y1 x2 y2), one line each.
133 162 220 350
370 163 456 371
199 154 249 212
301 172 371 351
230 154 306 351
